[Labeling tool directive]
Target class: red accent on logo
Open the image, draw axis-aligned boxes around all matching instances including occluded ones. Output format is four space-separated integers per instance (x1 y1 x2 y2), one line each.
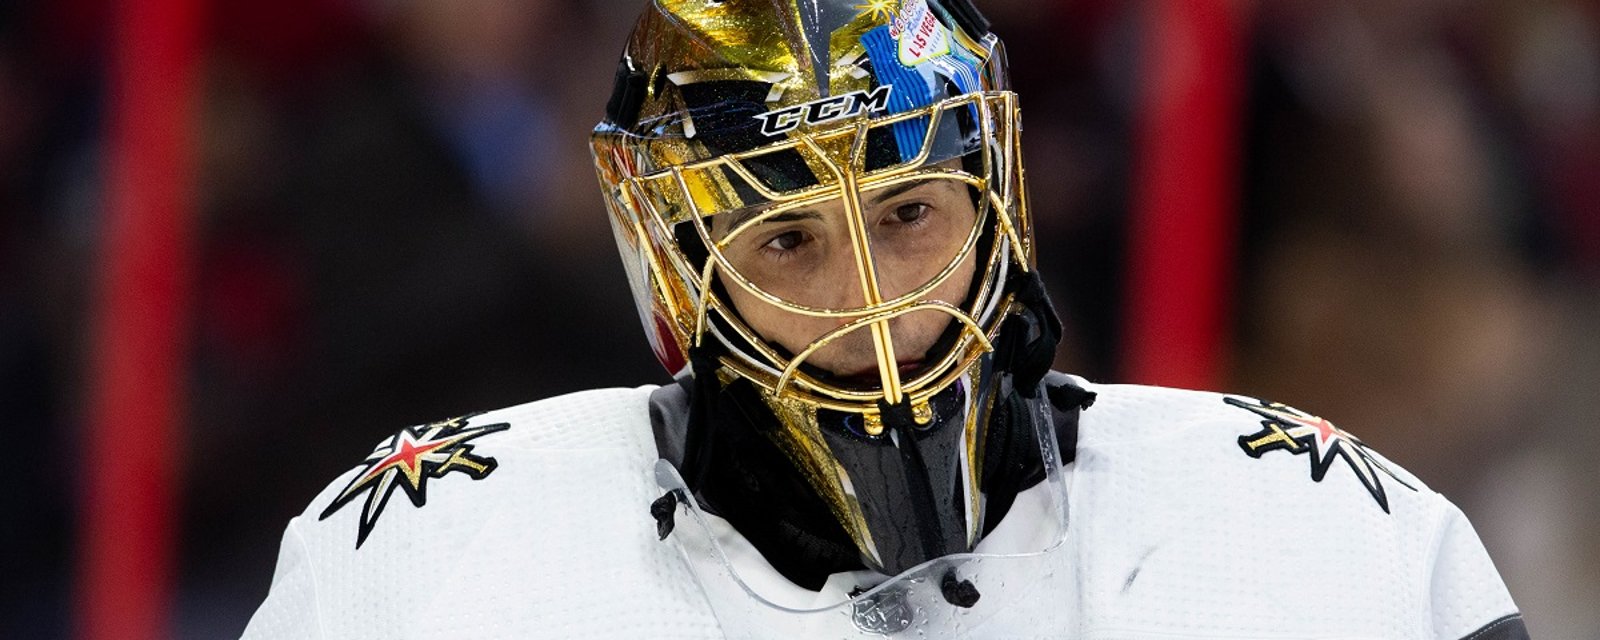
364 435 448 482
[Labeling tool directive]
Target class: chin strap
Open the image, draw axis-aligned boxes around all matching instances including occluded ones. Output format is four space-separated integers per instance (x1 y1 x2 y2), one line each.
679 348 724 491
650 489 683 540
996 270 1064 398
941 568 982 608
878 396 956 569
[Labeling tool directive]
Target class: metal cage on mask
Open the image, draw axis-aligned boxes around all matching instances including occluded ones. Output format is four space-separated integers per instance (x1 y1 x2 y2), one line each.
596 89 1035 573
590 0 1043 577
597 91 1031 420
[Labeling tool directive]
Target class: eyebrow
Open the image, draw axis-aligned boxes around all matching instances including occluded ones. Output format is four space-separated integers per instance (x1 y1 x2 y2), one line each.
722 208 823 231
719 180 931 231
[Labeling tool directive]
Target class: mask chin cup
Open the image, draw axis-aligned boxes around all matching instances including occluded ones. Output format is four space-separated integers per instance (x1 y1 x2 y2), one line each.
650 386 1071 637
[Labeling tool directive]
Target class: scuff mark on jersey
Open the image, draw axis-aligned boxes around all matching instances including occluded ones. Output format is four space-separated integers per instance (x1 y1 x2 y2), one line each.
1121 545 1159 594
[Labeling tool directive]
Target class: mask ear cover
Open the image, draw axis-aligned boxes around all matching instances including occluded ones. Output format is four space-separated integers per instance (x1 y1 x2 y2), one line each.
604 60 648 130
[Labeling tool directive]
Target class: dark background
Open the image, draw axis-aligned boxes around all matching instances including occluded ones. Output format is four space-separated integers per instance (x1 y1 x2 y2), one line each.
2 0 1597 636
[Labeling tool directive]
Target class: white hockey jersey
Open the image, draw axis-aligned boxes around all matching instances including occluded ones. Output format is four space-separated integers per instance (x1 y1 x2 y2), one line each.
241 380 1524 639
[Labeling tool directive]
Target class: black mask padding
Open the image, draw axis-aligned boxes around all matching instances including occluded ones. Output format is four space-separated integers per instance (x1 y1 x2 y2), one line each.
672 220 710 271
676 80 821 193
665 272 1079 590
992 270 1062 398
807 384 972 575
680 347 865 590
863 125 903 172
675 80 769 137
709 112 903 195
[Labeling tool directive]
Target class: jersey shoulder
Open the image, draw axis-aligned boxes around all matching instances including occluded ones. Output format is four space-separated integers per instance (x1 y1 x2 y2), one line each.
1058 380 1522 637
243 385 718 638
1068 378 1433 515
296 384 661 547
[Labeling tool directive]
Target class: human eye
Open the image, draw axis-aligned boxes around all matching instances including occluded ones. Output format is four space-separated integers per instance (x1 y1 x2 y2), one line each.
759 229 809 256
882 202 933 228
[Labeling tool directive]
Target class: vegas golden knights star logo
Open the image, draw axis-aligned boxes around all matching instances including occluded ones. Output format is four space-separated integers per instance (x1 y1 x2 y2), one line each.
1226 397 1416 513
321 414 511 547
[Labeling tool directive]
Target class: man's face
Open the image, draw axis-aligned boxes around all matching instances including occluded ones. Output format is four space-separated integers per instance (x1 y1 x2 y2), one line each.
711 175 980 381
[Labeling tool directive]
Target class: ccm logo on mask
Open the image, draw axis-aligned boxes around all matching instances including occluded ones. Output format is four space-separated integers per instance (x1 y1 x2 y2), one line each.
753 85 892 137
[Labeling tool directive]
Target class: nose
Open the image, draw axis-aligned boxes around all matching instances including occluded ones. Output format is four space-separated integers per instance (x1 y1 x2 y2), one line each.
815 236 875 310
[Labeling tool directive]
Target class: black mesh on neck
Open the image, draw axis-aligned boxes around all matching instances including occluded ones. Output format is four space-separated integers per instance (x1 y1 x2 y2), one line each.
681 348 864 590
662 272 1076 591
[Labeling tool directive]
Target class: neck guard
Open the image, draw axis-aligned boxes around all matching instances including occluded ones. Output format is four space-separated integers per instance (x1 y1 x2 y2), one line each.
649 275 1093 589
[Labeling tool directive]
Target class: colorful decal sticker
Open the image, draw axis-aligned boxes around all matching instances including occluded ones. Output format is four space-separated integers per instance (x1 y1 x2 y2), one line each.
890 0 951 67
320 413 511 547
1226 397 1416 513
860 1 986 162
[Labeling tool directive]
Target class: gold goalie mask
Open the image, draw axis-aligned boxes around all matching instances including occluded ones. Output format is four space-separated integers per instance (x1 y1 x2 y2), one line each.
593 0 1061 578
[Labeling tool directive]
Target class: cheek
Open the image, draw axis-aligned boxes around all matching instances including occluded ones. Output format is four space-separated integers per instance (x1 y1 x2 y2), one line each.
720 278 820 353
892 251 979 346
929 248 980 305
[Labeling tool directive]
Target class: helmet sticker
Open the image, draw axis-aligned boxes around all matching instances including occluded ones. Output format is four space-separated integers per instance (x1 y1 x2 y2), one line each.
890 0 951 66
752 84 893 137
861 2 986 161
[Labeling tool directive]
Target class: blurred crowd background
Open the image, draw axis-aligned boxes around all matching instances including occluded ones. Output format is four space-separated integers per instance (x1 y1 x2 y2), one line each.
2 0 1597 637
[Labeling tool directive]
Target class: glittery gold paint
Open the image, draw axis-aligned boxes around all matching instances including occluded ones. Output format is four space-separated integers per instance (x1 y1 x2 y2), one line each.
756 387 882 563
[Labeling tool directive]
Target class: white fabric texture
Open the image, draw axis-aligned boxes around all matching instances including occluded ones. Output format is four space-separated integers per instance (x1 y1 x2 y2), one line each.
242 387 721 639
241 381 1519 639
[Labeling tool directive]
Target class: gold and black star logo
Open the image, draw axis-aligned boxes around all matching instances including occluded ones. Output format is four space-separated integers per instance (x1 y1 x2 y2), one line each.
1226 397 1415 512
320 413 510 547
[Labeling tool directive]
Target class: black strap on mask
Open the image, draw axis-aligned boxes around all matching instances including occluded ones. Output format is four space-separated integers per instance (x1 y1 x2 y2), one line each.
994 270 1063 398
976 270 1084 533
